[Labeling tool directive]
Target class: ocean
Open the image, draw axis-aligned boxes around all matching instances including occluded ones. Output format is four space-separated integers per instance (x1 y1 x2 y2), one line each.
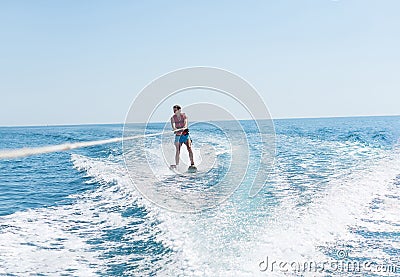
0 116 399 276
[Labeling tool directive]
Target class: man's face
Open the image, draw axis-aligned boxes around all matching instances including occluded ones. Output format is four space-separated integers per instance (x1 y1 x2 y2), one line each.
173 107 179 114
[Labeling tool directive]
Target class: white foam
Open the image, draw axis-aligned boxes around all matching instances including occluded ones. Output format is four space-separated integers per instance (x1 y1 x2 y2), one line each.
1 142 399 276
70 142 399 276
248 149 400 276
0 154 171 276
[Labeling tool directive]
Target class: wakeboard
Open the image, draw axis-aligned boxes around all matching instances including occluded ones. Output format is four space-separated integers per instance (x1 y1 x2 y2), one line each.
170 165 198 174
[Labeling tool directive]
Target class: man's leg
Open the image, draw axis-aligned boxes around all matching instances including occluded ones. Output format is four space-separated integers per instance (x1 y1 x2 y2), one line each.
184 139 194 166
174 141 181 165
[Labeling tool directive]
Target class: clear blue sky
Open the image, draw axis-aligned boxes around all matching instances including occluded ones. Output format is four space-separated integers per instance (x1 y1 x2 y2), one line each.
1 0 399 126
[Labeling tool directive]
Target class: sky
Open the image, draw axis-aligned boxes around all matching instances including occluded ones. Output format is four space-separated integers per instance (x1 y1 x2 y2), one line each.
0 0 399 126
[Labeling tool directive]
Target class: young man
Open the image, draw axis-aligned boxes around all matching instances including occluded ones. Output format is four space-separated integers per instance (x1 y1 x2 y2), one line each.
170 105 196 170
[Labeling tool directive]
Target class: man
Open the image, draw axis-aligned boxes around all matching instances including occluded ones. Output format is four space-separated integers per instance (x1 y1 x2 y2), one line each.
170 105 196 170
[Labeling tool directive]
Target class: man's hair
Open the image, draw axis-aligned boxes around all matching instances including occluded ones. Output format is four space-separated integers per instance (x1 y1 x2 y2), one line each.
173 105 181 110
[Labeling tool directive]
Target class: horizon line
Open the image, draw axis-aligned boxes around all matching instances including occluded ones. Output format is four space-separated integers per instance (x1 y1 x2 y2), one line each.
0 113 399 128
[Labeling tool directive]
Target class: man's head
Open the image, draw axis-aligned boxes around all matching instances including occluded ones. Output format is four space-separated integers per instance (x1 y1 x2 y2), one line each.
173 105 181 114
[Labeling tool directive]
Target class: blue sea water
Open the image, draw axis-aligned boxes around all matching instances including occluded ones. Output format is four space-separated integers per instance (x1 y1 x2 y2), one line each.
0 116 399 276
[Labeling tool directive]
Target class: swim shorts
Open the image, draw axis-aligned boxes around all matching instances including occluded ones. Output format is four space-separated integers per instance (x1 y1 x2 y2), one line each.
175 134 190 144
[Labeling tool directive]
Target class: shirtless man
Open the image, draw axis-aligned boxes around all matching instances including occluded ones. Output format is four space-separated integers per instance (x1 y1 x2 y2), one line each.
170 105 196 170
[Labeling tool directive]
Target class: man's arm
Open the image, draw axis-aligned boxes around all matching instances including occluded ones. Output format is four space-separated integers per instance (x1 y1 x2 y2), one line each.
171 117 176 131
184 116 188 129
